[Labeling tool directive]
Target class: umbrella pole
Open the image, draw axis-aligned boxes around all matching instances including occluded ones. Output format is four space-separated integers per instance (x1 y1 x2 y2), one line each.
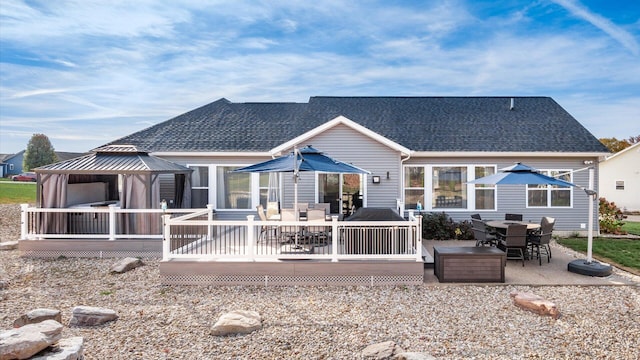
293 146 300 249
587 167 594 263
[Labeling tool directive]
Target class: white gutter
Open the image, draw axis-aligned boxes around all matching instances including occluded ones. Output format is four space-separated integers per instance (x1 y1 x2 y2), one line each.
409 151 609 158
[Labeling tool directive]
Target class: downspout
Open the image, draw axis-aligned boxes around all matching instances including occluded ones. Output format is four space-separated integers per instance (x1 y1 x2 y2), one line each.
399 151 412 215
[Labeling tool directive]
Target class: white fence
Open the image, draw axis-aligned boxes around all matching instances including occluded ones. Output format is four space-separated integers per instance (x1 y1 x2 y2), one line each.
19 204 422 263
163 212 422 262
19 204 213 240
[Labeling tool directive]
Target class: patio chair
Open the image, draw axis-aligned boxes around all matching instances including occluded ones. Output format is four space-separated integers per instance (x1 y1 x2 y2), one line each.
266 201 280 220
498 223 528 266
311 203 330 216
256 205 278 242
279 208 301 244
472 219 497 247
505 213 523 221
528 217 556 264
528 219 554 265
305 209 329 245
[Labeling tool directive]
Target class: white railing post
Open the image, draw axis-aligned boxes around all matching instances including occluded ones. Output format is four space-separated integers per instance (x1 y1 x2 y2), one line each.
415 214 423 262
20 203 29 240
207 204 215 240
247 215 255 261
331 216 339 262
108 205 117 240
162 214 171 261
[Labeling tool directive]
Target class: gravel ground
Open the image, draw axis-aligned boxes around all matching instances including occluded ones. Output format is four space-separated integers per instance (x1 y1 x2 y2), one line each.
1 204 639 359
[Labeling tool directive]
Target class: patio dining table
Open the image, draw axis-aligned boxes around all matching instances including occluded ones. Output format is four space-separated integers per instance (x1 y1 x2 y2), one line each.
484 220 540 232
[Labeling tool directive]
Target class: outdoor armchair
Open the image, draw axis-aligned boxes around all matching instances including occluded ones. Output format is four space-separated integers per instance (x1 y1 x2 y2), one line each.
472 219 497 247
498 223 528 266
529 217 555 265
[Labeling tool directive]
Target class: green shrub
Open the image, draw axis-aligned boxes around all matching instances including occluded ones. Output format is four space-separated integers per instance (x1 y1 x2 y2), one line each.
599 197 627 234
421 212 473 240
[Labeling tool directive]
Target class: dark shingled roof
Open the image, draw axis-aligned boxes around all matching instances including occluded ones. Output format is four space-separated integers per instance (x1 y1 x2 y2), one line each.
106 97 609 153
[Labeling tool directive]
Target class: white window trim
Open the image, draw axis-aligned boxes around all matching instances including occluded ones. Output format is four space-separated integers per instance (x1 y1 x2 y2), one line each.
525 169 573 208
402 164 497 211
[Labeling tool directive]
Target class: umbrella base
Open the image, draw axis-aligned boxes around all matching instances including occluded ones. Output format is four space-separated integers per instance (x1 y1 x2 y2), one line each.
567 259 613 277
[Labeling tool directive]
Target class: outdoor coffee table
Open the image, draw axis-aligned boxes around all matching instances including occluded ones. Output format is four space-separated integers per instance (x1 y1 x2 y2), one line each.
433 246 506 283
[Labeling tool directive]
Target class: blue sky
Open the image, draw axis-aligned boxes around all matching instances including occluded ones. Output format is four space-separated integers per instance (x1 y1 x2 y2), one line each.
1 0 638 154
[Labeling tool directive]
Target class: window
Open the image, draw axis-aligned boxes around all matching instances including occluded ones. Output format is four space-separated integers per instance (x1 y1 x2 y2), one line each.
616 181 624 190
404 166 424 209
433 166 467 209
216 166 251 209
527 170 572 207
189 166 209 208
474 166 496 210
402 164 495 211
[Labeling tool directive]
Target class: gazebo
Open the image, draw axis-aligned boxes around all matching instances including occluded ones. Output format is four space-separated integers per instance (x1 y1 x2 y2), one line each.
34 145 193 234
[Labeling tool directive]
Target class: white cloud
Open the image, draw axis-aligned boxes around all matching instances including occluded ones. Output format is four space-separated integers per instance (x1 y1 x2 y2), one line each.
551 0 639 55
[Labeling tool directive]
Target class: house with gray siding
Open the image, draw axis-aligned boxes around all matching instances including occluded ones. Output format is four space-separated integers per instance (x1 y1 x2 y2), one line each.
105 96 609 235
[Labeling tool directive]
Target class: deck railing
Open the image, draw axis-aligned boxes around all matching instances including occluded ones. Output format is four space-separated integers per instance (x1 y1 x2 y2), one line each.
163 212 422 262
19 204 214 240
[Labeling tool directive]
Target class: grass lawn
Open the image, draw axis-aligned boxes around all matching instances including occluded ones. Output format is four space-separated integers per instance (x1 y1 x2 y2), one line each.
622 220 640 236
557 237 640 275
0 181 36 204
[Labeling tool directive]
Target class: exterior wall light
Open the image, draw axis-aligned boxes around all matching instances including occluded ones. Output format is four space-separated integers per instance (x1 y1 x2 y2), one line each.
372 176 381 184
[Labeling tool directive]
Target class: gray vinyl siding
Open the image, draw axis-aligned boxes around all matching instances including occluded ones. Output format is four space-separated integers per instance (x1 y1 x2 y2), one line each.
404 156 599 232
159 146 600 232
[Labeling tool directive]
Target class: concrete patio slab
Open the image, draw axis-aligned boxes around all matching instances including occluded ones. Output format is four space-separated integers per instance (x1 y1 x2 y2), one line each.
423 240 640 286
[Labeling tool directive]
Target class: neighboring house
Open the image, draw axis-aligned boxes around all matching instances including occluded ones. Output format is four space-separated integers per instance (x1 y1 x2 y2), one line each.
599 142 640 212
104 96 610 234
0 150 84 177
1 150 25 177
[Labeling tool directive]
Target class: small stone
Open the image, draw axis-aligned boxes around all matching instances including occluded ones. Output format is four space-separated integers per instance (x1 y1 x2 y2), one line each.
14 308 62 328
210 310 261 336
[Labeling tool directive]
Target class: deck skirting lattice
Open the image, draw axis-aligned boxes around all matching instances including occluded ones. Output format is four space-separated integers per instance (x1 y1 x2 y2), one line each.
20 250 162 258
161 274 423 286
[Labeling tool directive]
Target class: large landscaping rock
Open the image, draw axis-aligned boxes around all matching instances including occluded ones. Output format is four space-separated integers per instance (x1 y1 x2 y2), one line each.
68 306 118 327
110 257 143 273
31 336 85 360
14 309 62 328
210 310 262 336
510 291 560 319
361 341 405 359
0 319 63 360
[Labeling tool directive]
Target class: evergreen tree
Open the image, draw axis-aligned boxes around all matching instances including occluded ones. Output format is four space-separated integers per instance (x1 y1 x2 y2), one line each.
23 133 57 171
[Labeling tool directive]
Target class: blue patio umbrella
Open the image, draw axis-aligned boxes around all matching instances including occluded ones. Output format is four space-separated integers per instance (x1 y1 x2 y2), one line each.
467 163 576 186
234 145 370 246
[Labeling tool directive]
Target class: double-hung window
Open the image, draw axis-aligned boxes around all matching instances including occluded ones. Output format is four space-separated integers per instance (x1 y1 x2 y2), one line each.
527 169 572 207
216 166 251 209
404 166 425 209
189 166 209 208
